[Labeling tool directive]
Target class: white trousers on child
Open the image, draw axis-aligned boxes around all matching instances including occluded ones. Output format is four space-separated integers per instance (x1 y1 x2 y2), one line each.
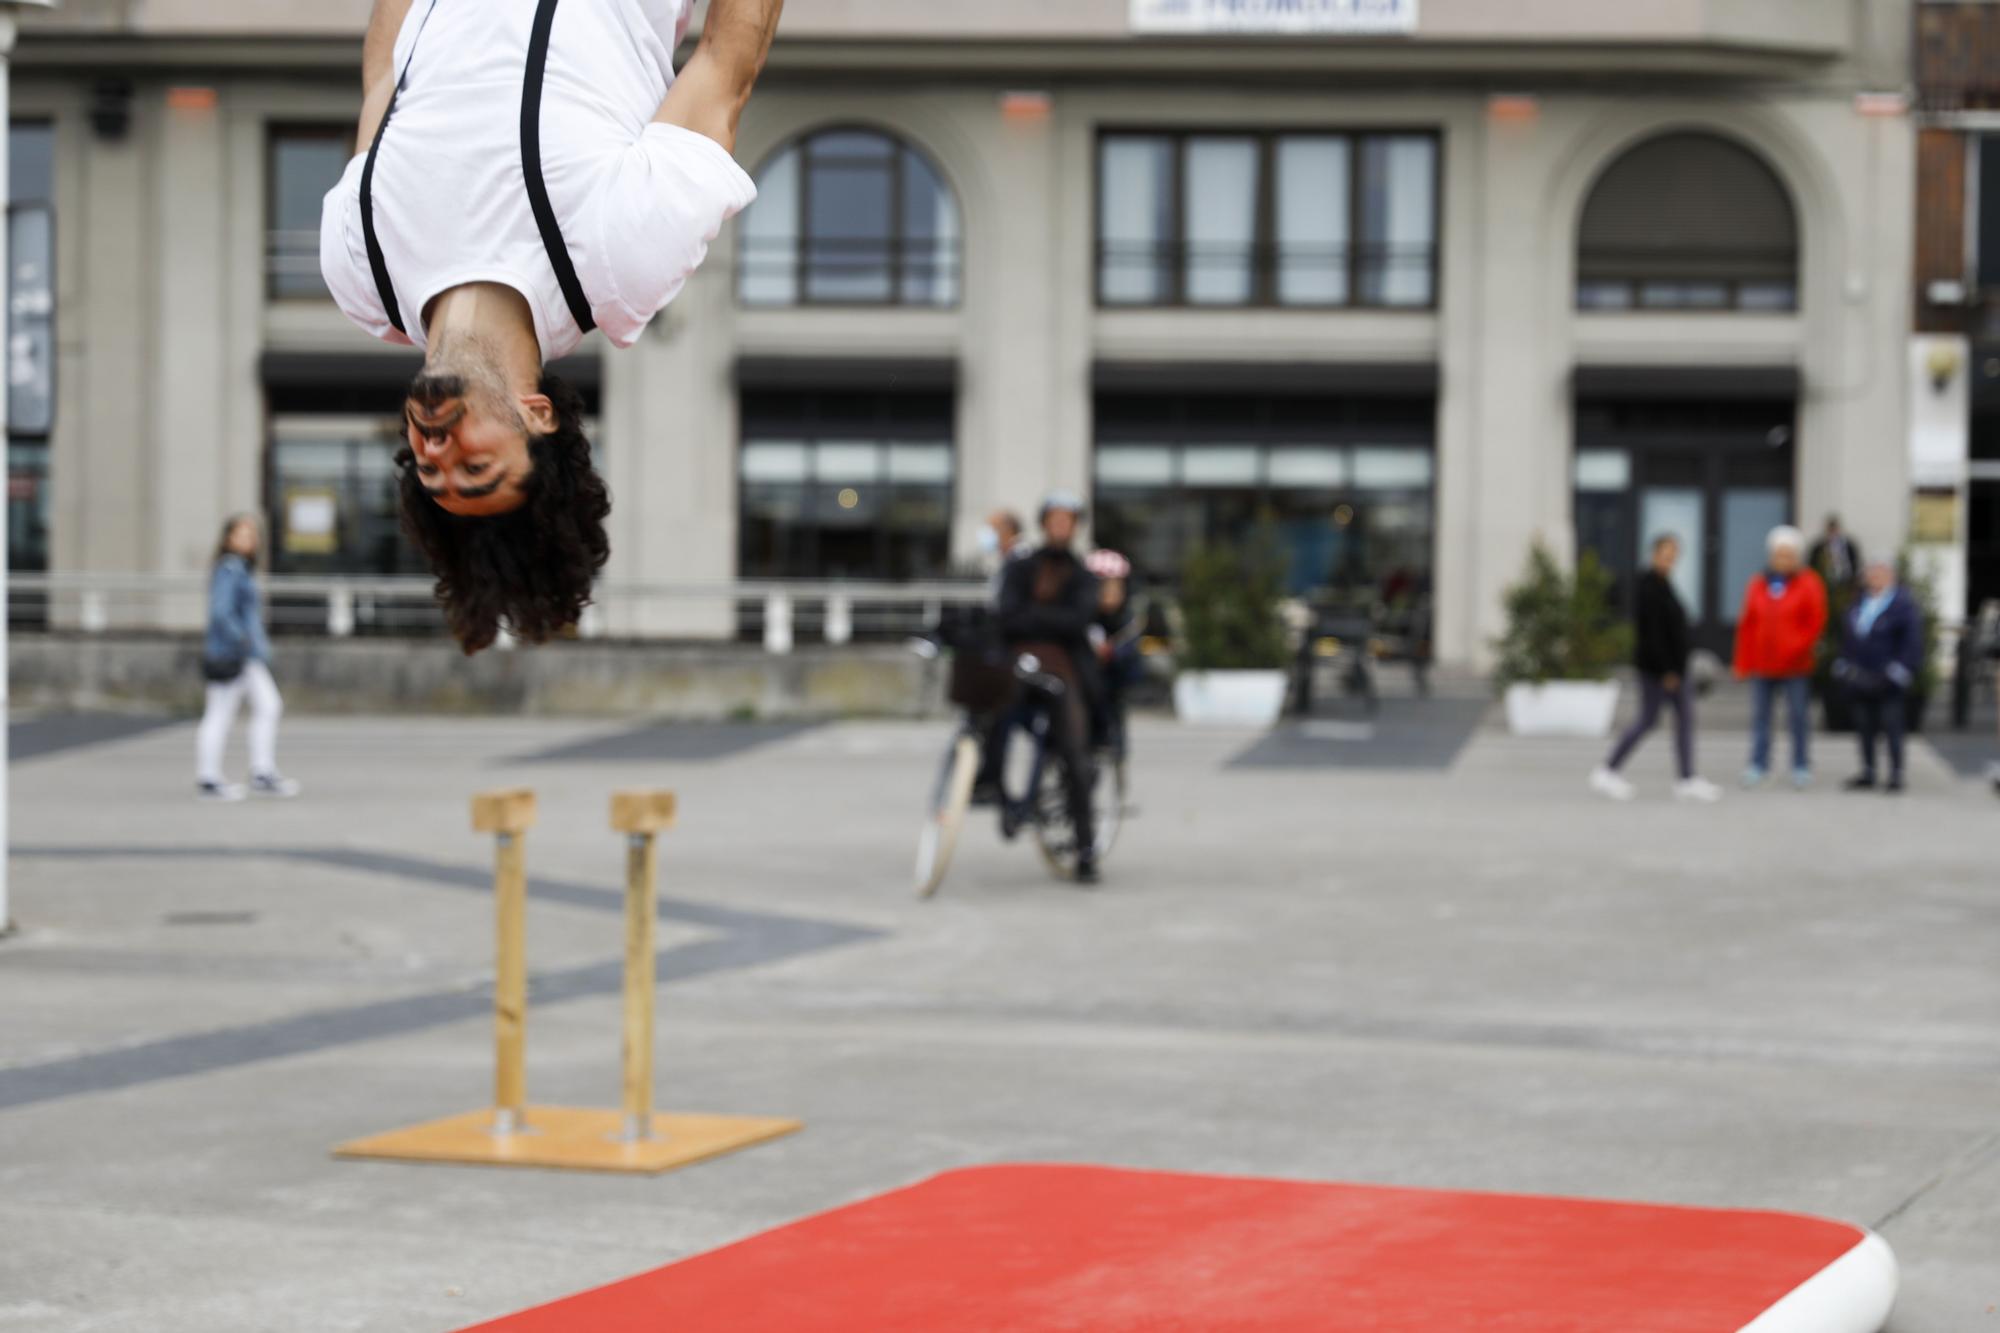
196 660 283 783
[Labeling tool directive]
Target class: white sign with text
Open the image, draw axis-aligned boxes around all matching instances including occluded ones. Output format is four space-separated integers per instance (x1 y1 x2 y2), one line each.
1131 0 1418 36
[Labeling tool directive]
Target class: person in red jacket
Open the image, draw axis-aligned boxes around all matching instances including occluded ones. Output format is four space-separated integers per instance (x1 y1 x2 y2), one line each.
1732 524 1828 788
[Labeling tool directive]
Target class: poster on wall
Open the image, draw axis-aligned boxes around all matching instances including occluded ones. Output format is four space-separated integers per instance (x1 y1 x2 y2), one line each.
1130 0 1418 36
284 489 340 557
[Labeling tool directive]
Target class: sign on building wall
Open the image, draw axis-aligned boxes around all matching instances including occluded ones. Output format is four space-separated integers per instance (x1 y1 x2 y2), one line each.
7 206 55 438
1131 0 1418 36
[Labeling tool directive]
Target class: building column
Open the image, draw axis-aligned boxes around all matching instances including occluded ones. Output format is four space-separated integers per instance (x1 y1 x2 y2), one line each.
606 260 741 638
53 84 152 589
1811 105 1916 562
151 86 232 628
1439 105 1573 668
960 95 1066 558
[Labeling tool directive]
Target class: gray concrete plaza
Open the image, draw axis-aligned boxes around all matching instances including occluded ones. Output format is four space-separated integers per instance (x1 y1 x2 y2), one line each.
2 701 1996 1331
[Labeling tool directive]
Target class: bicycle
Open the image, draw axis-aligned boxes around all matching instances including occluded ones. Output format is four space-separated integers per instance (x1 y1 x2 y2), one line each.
911 630 1126 898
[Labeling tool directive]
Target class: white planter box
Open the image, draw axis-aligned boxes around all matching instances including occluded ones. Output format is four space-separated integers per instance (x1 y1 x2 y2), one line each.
1504 680 1621 737
1174 670 1289 728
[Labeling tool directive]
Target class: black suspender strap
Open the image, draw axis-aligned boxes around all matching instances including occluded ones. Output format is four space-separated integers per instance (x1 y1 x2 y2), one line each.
522 0 598 334
359 0 439 337
360 0 597 342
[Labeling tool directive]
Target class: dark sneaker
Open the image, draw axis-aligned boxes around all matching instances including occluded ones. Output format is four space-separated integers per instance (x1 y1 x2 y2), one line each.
197 781 246 803
1843 774 1877 792
969 779 1002 808
1073 858 1100 887
250 773 302 799
1884 775 1905 795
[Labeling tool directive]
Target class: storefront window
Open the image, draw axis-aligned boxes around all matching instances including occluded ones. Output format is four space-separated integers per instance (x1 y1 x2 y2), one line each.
266 417 426 576
739 390 954 580
1093 394 1435 600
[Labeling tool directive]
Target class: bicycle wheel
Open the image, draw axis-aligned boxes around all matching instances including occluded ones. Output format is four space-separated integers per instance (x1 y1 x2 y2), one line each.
914 733 981 898
1033 751 1125 882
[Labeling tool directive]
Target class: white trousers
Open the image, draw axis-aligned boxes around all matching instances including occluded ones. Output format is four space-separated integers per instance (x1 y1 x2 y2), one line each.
196 659 283 783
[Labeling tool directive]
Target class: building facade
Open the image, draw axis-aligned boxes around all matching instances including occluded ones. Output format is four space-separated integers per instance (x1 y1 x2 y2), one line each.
9 0 1919 662
1913 0 2000 625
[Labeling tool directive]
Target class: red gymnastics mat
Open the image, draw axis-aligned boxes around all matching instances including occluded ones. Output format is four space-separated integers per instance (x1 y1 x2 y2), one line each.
454 1165 1898 1333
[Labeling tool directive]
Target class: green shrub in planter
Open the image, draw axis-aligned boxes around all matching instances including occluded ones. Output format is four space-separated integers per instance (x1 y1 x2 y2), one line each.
1177 531 1289 673
1491 542 1632 690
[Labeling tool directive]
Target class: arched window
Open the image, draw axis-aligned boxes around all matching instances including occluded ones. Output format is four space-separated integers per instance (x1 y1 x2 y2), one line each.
737 127 962 308
1577 133 1799 312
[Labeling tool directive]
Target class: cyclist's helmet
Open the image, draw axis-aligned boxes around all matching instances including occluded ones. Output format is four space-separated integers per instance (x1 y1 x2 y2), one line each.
1086 549 1132 581
1039 490 1087 523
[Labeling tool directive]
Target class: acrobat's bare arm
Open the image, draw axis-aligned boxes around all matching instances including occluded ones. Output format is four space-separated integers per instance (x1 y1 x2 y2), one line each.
655 0 785 153
355 0 419 152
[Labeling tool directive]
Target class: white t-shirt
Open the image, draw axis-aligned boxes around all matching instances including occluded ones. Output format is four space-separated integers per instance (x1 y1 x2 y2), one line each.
320 0 758 361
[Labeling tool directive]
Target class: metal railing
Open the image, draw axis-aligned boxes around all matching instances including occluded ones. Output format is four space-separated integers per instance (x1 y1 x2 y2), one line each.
6 572 990 653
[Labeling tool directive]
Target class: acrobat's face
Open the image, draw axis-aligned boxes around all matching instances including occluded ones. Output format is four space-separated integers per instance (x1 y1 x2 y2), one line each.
403 372 538 518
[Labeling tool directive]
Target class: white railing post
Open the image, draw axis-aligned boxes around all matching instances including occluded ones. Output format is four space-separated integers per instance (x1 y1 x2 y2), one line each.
80 590 108 634
327 587 356 638
825 591 853 646
578 603 606 639
764 590 793 655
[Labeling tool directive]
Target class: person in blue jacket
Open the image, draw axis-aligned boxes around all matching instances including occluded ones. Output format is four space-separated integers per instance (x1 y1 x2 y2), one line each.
197 515 301 802
1834 559 1925 795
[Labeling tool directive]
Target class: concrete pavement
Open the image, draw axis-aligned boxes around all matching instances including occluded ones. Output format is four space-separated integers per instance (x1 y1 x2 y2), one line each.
2 706 1996 1331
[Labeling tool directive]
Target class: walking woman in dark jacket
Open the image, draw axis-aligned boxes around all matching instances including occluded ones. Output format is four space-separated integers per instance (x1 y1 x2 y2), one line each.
1591 535 1721 802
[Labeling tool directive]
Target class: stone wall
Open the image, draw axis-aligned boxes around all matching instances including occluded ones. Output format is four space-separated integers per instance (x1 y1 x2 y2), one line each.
8 636 945 720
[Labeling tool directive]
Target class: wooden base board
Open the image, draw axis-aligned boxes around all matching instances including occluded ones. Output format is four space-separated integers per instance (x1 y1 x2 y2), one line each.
334 1107 802 1175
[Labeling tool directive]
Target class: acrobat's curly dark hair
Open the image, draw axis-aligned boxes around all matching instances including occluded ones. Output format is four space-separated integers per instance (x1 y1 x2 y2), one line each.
396 374 610 655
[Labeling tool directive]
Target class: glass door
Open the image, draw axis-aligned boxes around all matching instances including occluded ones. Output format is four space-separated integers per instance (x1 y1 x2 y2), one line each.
1631 450 1793 655
1637 484 1707 624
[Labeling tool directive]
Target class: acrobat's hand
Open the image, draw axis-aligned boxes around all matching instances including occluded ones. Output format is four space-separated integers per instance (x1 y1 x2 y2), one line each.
655 0 786 154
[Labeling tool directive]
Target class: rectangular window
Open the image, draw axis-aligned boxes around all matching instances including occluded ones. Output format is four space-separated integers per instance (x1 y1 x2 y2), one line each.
8 121 56 585
1183 138 1260 305
1358 136 1438 307
805 132 897 304
268 126 352 300
1980 136 2000 289
1274 137 1351 306
1099 136 1176 305
739 389 955 582
9 121 56 442
1097 130 1440 310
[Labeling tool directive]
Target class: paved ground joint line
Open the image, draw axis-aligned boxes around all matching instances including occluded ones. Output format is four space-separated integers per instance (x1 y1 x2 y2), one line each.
1 844 884 1114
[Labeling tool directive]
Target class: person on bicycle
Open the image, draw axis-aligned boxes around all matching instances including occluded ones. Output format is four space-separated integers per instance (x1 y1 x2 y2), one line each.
995 492 1104 883
1087 548 1143 758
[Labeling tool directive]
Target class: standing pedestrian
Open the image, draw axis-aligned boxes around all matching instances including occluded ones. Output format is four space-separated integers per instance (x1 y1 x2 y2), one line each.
197 516 302 802
981 510 1026 603
1733 525 1828 790
1591 534 1721 802
1835 560 1925 794
1808 514 1863 601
